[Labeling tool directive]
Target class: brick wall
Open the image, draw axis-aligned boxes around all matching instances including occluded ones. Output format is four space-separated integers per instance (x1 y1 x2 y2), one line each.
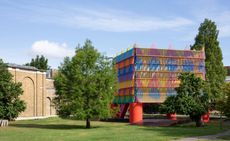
8 67 56 117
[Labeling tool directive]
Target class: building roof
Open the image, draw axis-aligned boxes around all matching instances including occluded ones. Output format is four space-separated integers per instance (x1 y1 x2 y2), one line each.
6 63 39 71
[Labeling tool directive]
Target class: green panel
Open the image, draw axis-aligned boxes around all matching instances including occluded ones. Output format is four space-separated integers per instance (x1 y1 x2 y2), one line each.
112 95 135 104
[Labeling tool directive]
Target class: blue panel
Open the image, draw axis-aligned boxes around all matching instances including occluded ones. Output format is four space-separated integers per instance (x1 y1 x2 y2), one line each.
183 60 194 71
118 65 134 76
149 57 160 64
135 57 143 71
198 61 205 72
166 59 177 71
136 88 143 95
149 88 160 99
114 48 134 63
118 72 134 82
135 56 143 64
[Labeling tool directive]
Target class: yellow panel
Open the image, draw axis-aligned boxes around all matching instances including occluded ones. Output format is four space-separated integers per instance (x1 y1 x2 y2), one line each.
119 80 134 89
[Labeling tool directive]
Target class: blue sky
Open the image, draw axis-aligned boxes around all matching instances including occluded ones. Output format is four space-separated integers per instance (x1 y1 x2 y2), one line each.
0 0 230 68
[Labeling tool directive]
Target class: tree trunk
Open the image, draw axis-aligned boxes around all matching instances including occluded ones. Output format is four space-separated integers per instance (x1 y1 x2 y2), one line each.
86 118 91 128
195 116 203 127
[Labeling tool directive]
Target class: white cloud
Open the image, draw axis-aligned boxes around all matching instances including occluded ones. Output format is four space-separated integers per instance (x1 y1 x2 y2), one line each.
1 2 194 32
70 14 193 32
31 40 74 58
50 9 193 32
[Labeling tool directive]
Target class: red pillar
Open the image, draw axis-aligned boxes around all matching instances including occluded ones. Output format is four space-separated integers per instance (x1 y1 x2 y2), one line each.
129 102 143 124
202 112 210 123
167 113 177 120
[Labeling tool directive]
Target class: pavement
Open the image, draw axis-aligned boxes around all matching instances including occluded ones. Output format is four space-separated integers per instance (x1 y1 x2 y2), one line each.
174 129 230 141
174 120 230 141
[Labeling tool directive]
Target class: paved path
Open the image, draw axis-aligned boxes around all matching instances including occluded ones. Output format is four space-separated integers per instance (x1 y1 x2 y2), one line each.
174 129 230 141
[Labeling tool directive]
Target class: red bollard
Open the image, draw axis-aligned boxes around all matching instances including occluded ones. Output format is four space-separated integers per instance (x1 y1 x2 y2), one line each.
129 102 143 124
202 112 210 123
167 113 177 120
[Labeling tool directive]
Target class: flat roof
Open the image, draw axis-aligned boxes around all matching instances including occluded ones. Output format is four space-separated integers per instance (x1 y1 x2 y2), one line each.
6 63 39 71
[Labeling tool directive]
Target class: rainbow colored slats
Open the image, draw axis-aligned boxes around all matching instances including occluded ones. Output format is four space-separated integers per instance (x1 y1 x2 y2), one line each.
113 47 205 104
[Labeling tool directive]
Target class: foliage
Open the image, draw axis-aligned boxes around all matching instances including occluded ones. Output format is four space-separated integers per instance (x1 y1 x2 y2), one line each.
160 72 209 127
25 55 50 70
0 59 26 120
217 83 230 118
191 19 226 101
159 96 176 114
54 39 117 128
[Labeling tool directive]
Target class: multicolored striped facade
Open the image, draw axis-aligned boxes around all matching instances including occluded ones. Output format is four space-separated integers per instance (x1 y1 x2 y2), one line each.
113 47 205 104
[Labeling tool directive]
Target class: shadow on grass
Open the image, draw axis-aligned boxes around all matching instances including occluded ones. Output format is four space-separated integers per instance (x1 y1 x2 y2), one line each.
10 124 100 130
100 118 129 123
140 121 228 139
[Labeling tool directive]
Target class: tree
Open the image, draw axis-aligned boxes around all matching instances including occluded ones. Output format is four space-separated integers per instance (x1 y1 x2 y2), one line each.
26 55 50 70
217 83 230 118
223 83 230 118
54 39 117 128
159 96 176 114
191 19 226 102
160 72 209 127
0 59 26 120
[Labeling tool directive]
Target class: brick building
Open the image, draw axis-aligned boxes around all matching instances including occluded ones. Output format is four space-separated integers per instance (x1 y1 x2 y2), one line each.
7 64 56 118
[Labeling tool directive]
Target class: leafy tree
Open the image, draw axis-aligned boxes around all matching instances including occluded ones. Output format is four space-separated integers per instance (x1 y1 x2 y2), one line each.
223 85 230 118
217 83 230 118
160 72 209 127
54 39 117 128
0 59 26 120
159 96 176 114
26 55 50 70
191 19 226 102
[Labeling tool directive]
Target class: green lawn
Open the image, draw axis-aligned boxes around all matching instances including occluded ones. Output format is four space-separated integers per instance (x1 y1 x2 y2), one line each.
0 118 229 141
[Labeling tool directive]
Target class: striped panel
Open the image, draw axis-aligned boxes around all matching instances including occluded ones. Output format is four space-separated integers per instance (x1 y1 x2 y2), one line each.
113 95 135 104
118 80 134 89
115 57 134 69
114 48 134 63
135 48 205 58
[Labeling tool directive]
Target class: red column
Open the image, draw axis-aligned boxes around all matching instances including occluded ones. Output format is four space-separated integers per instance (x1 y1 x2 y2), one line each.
129 102 143 124
167 113 177 120
202 112 210 123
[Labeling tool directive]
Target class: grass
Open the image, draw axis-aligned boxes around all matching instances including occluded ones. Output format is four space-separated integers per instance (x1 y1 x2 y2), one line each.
0 118 229 141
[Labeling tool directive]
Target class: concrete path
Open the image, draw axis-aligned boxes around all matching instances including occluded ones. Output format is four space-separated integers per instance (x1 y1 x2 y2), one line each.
174 129 230 141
